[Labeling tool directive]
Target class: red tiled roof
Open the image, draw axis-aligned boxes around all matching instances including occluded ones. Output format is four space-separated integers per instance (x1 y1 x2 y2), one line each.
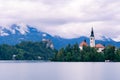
95 44 105 48
80 41 88 47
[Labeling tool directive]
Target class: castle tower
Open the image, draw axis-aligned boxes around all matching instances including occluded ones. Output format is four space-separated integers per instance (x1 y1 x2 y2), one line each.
42 33 54 50
42 33 47 41
90 27 95 47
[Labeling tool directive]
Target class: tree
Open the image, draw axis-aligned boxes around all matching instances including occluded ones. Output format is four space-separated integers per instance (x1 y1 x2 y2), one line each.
0 41 55 60
55 48 65 61
104 46 115 61
71 43 81 61
0 44 16 60
53 43 105 62
114 49 120 62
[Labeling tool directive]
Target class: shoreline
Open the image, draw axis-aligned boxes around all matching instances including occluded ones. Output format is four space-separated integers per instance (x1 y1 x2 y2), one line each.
0 60 118 63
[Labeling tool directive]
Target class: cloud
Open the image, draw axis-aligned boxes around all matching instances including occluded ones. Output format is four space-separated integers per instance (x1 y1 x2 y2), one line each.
0 0 120 41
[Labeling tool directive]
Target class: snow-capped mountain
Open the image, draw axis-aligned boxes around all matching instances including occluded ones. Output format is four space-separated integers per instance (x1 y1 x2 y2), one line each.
0 24 120 49
0 24 36 36
0 24 45 44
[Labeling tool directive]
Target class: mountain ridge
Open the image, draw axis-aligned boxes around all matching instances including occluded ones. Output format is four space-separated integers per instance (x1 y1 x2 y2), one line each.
0 24 120 49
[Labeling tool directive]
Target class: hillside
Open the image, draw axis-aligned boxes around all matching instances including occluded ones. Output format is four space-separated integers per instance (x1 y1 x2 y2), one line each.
0 41 55 60
0 24 120 49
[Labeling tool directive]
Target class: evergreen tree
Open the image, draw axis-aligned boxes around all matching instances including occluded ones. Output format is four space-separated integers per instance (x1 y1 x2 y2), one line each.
114 49 120 62
104 46 115 61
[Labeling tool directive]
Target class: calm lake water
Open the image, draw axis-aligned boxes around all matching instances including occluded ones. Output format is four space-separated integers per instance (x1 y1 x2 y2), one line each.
0 61 120 80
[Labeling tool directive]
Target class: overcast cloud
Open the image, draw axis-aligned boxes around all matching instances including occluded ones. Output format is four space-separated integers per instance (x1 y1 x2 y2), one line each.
0 0 120 41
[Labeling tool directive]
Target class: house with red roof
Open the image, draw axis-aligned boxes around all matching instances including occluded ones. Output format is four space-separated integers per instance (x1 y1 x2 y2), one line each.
95 44 105 52
79 40 88 50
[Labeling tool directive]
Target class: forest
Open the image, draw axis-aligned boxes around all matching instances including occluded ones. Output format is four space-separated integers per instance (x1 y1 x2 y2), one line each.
0 41 120 62
0 41 55 60
53 43 120 62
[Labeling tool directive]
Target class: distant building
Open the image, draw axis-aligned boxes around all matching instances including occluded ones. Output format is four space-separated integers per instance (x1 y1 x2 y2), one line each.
42 33 47 42
79 27 105 52
90 27 95 47
95 44 105 52
46 40 54 49
79 40 88 50
12 55 16 60
42 33 54 50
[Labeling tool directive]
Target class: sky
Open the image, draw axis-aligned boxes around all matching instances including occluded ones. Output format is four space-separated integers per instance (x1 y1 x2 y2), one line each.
0 0 120 41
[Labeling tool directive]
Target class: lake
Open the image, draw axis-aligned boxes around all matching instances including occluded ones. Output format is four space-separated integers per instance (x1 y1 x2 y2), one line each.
0 61 120 80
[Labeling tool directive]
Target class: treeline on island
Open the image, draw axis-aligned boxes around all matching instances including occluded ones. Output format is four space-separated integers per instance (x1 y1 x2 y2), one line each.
52 43 120 62
0 41 56 60
0 41 120 62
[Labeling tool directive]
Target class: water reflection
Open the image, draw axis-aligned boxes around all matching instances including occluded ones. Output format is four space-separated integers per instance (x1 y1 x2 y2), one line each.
0 61 120 80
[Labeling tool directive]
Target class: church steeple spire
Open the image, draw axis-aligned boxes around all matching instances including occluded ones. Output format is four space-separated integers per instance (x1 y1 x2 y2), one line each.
90 27 95 47
90 27 94 37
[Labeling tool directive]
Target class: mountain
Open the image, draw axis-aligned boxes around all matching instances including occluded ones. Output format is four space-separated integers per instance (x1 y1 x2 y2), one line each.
0 24 120 49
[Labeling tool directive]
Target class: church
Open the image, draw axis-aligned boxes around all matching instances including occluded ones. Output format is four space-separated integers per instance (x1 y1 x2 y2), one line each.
79 28 105 52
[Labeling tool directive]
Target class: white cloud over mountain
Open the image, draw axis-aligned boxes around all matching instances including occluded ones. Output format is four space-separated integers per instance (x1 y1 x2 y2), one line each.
0 0 120 41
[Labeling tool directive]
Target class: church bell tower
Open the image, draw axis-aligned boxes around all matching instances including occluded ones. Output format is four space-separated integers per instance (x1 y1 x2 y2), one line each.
90 27 95 47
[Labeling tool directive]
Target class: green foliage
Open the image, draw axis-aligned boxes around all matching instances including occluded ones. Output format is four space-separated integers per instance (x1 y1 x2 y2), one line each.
104 46 115 61
0 41 55 60
0 44 16 60
114 49 120 62
81 46 104 62
53 44 120 62
1 42 120 62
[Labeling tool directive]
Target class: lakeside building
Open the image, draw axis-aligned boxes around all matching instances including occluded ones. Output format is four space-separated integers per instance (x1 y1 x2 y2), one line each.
79 28 105 52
